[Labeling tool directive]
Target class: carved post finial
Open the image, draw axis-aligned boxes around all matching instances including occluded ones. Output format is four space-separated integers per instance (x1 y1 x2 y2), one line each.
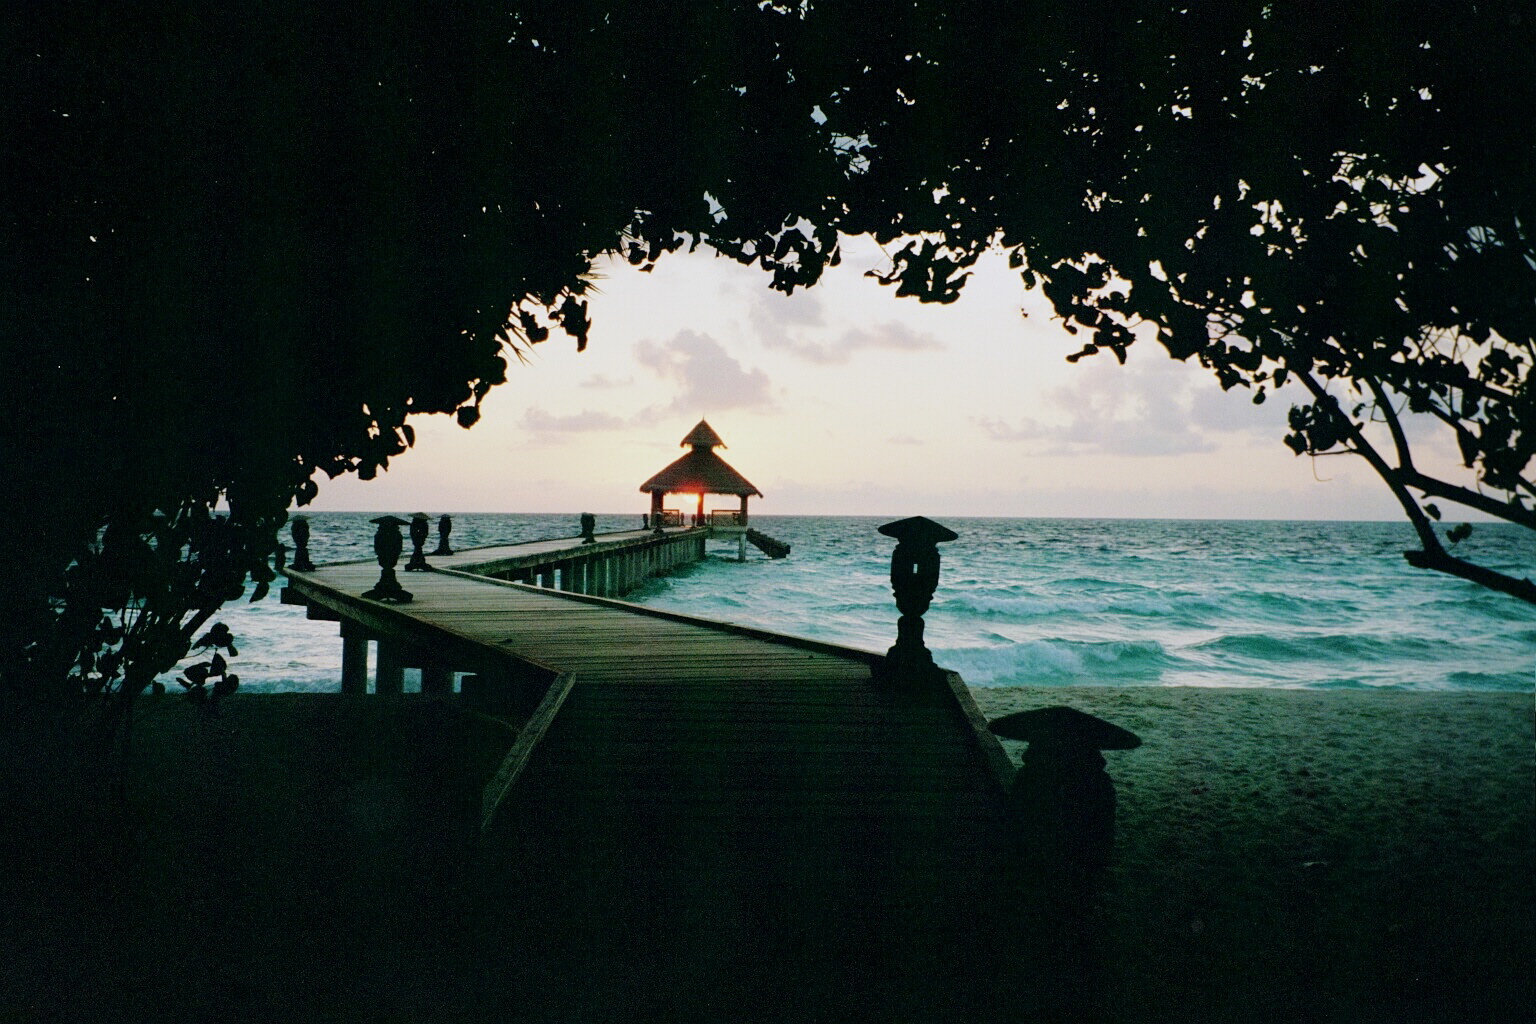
988 707 1141 877
875 516 957 686
362 515 413 602
432 514 454 556
404 512 432 571
289 515 316 572
580 512 597 544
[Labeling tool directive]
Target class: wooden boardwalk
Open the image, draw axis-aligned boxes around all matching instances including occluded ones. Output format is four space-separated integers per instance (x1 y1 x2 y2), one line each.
282 532 1020 1018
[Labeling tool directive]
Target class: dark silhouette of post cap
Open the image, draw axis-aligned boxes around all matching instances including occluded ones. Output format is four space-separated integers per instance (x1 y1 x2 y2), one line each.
411 511 430 519
988 706 1142 750
877 516 958 544
370 515 412 527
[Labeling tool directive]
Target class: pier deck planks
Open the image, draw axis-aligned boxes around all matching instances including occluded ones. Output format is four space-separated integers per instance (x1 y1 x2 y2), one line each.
282 530 1017 1015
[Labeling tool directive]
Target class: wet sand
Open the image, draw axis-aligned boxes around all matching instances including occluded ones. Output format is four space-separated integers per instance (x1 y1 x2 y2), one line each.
969 686 1535 1022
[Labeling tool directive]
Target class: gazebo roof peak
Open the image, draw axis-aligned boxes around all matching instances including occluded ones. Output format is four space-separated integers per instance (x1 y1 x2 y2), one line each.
681 419 726 449
641 420 761 498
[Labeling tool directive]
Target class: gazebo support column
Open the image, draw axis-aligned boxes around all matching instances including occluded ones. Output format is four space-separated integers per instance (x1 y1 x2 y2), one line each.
740 494 749 526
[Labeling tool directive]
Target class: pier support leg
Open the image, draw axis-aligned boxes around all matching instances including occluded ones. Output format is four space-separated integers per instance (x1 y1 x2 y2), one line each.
739 534 746 562
375 641 404 695
341 629 369 695
420 665 452 696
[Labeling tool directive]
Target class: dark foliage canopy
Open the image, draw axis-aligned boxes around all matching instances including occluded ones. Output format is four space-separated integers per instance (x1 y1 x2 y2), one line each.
4 2 1532 713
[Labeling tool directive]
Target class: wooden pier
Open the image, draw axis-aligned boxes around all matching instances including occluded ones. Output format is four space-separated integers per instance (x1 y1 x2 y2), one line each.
280 524 1020 1018
282 526 708 693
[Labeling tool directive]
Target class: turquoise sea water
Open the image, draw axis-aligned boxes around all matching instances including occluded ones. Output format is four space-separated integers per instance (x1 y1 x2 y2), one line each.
210 514 1535 693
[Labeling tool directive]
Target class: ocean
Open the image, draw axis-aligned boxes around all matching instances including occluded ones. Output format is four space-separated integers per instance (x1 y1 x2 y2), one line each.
206 514 1535 694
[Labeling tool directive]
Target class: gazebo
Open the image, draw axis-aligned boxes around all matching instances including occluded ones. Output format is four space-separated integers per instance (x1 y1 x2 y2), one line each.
640 420 762 529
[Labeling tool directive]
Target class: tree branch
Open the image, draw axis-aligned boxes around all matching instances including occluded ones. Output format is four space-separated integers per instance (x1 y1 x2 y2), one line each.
1365 376 1415 471
1391 352 1515 407
1367 378 1536 528
1295 367 1536 606
1399 468 1536 531
1295 368 1441 551
1402 546 1536 604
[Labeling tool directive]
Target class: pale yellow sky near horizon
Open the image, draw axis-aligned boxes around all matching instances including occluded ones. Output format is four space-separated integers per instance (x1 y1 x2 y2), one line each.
310 234 1472 522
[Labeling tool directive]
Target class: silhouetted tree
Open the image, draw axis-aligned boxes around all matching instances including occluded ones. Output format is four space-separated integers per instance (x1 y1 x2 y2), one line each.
3 2 1532 737
762 2 1534 601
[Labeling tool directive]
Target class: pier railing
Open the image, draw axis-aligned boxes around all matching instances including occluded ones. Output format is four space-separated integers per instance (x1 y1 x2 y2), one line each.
281 527 708 694
452 529 706 597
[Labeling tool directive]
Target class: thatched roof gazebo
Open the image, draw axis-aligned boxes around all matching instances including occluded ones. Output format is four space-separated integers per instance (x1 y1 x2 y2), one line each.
640 420 762 528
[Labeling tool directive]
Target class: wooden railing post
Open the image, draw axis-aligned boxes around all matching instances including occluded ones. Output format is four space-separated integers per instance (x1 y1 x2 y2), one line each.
375 640 404 695
420 665 453 695
340 622 369 695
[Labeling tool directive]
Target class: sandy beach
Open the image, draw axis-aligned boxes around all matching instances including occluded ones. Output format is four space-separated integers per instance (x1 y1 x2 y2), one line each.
970 685 1535 1022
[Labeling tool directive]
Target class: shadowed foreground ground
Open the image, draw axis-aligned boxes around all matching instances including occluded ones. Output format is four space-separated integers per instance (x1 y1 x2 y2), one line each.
1 688 1531 1022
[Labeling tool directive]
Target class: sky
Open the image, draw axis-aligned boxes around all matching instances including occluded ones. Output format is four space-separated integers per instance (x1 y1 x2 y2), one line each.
311 234 1473 521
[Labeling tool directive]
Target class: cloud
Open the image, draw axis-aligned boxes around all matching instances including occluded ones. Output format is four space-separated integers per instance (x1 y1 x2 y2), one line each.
840 322 944 355
751 290 942 364
1188 382 1290 434
760 317 944 364
978 417 1050 443
751 290 827 334
578 373 634 389
520 407 628 433
979 363 1226 457
635 330 774 412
